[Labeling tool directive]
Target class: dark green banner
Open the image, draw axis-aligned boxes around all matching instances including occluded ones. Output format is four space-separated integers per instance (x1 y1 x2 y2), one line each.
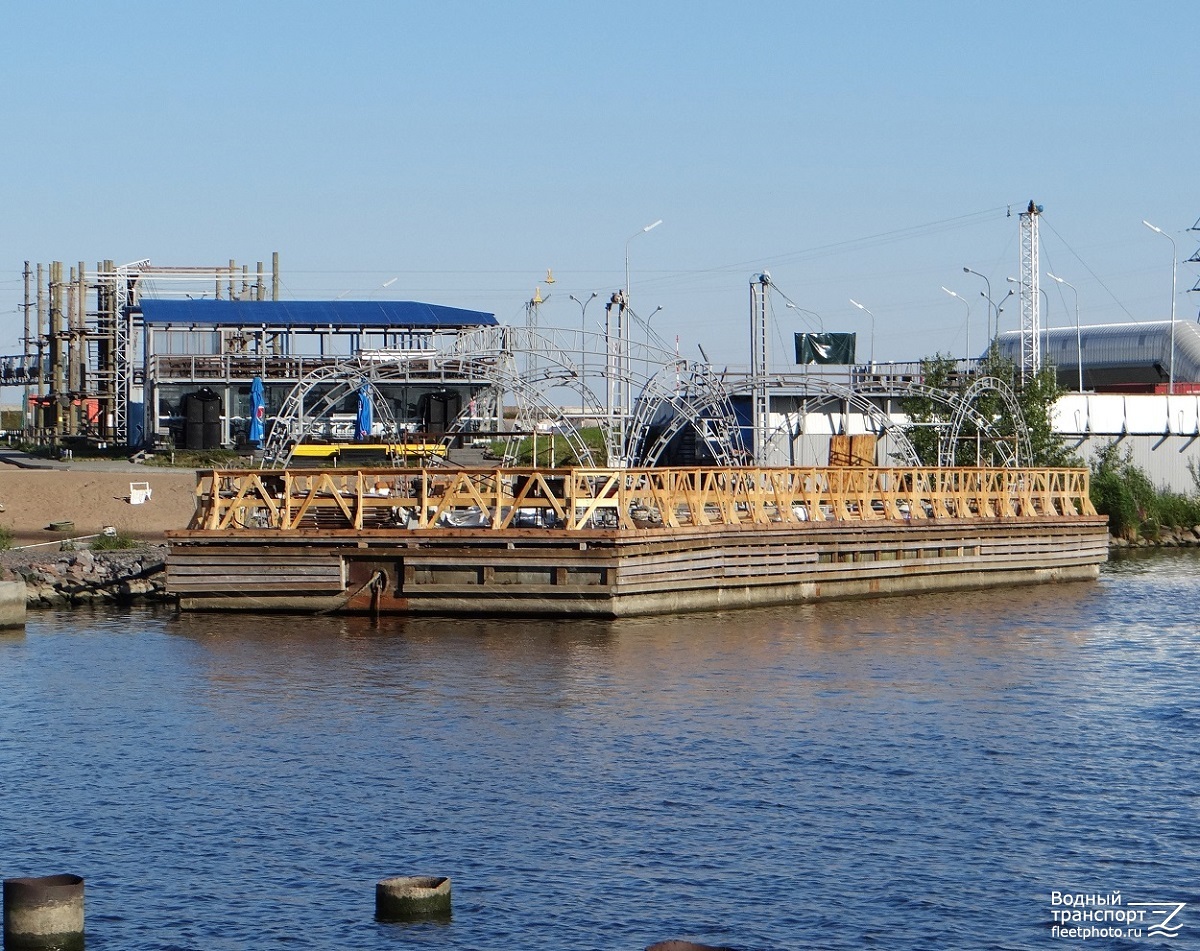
795 332 857 365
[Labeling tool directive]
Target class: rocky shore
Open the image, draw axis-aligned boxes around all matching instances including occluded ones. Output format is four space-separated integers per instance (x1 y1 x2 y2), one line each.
1108 525 1200 549
0 545 171 608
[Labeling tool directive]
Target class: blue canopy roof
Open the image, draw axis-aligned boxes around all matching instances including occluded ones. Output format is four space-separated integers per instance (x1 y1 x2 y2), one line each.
138 298 496 329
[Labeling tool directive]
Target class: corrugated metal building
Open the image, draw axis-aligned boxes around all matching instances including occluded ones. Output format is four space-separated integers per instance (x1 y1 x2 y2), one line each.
994 320 1200 390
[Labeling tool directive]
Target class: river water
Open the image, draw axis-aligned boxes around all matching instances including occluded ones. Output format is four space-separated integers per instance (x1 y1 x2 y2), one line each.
2 552 1198 950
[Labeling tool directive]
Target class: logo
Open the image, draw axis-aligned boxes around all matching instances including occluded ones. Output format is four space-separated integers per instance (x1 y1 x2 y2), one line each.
1050 891 1186 941
1127 902 1186 939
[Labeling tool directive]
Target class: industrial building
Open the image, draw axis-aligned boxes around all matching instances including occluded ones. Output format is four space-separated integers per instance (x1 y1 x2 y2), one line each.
6 257 498 450
994 320 1200 392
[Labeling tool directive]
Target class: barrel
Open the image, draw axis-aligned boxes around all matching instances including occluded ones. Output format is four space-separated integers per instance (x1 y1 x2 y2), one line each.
184 388 223 449
375 875 451 921
3 874 84 951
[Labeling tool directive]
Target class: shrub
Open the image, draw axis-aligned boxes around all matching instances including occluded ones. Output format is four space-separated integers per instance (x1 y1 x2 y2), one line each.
1090 442 1200 539
91 529 140 551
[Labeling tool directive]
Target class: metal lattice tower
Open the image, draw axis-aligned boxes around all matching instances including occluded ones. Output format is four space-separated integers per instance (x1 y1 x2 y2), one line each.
1018 200 1042 380
750 272 771 465
112 259 150 443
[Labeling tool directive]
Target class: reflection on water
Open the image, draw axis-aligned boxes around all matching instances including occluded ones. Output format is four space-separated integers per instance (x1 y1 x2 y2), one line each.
2 555 1198 949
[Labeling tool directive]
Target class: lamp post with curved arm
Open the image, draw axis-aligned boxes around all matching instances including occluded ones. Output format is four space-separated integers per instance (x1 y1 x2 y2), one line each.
848 298 875 366
1143 220 1177 394
1046 272 1082 392
624 219 663 306
570 292 598 411
941 287 971 366
963 267 994 340
786 302 824 331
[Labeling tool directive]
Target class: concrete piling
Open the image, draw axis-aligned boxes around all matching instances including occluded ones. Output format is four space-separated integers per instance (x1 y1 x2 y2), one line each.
3 874 84 950
0 580 27 629
375 875 451 921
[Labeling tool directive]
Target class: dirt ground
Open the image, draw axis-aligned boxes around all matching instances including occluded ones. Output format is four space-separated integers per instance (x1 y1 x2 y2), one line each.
0 467 202 546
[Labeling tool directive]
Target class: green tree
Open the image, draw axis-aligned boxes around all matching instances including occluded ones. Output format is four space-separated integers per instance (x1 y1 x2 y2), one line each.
900 347 1077 468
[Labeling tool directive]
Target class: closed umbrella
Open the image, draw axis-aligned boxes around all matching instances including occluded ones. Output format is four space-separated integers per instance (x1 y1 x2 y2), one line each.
249 376 265 446
356 385 374 441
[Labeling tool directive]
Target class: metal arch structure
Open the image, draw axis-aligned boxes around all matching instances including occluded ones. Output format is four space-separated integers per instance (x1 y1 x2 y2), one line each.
439 323 746 468
722 375 1033 470
262 363 400 466
458 361 603 468
258 323 1032 473
625 359 748 468
259 324 751 471
260 328 622 469
941 376 1033 468
726 376 924 467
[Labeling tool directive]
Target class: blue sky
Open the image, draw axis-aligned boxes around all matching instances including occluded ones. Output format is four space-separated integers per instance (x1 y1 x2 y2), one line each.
1 0 1195 367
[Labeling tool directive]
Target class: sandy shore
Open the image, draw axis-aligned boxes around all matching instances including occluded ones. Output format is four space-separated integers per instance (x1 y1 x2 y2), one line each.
0 467 201 545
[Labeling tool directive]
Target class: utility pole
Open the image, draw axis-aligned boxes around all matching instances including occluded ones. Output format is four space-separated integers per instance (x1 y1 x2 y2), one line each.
750 272 771 465
22 262 31 432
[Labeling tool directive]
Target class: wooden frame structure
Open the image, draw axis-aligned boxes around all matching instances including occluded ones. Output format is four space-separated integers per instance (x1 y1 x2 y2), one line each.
190 465 1096 535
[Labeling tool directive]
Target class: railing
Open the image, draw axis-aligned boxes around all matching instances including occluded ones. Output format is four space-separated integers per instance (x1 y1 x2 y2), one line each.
149 353 497 384
187 465 1097 534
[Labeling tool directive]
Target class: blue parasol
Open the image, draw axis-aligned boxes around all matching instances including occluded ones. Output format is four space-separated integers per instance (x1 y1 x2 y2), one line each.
249 376 265 446
355 385 374 441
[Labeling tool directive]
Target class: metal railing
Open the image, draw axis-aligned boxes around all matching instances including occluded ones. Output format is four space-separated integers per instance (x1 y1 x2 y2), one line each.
187 465 1097 534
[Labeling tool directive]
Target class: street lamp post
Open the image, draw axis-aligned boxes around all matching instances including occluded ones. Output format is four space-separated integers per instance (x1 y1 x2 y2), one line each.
570 291 598 413
963 267 994 341
785 302 824 330
618 219 662 443
941 287 972 366
624 219 663 306
1046 272 1083 392
1143 220 1178 394
848 298 875 366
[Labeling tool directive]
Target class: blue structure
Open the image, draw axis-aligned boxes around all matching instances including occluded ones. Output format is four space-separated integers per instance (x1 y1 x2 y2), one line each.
248 376 265 445
138 299 496 330
355 386 374 441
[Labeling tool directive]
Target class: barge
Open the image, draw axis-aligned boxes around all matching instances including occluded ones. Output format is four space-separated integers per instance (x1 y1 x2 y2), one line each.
166 465 1108 616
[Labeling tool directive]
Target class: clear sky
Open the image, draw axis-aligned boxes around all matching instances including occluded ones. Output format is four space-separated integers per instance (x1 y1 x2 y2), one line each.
1 0 1195 369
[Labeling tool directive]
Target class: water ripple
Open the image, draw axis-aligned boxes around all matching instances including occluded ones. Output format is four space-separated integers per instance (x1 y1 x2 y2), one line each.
2 555 1199 948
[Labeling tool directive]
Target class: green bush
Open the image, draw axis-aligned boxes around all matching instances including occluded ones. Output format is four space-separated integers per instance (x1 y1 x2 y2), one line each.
91 529 140 551
1090 443 1200 539
0 525 12 551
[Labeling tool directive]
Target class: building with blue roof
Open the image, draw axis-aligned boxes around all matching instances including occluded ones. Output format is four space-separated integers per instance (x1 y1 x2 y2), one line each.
8 257 504 450
137 297 499 450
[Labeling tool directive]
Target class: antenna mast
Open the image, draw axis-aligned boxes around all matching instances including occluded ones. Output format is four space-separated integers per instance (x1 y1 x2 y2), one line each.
1018 200 1042 381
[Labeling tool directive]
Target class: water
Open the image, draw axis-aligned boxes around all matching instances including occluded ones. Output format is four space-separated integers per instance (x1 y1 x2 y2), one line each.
2 552 1199 950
